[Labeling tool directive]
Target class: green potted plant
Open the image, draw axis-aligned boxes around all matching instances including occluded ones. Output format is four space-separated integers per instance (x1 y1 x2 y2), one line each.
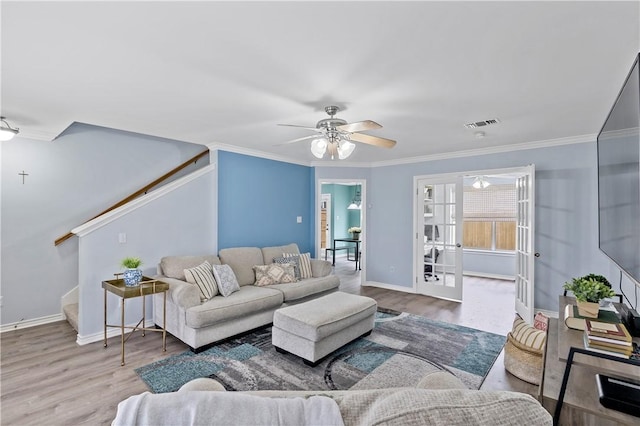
121 256 143 287
348 226 362 240
563 274 615 317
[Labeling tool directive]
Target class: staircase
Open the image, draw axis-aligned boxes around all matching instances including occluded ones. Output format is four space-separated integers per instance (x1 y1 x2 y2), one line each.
63 303 79 332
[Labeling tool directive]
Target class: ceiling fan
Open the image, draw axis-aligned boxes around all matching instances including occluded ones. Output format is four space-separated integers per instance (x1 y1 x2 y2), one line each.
278 106 396 160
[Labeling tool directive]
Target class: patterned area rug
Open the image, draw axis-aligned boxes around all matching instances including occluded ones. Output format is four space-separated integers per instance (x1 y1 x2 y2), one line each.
136 310 506 393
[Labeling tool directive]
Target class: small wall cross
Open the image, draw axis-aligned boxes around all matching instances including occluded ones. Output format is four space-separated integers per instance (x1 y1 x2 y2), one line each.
19 170 29 184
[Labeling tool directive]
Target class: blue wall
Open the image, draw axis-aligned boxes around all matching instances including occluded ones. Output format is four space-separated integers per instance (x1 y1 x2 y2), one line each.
218 151 314 254
317 142 615 311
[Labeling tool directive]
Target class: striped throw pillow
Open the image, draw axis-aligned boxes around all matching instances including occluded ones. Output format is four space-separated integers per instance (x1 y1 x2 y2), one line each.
283 252 312 279
184 261 218 301
511 315 546 351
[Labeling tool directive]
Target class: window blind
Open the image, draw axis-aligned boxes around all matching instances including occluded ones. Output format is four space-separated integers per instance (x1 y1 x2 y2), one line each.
463 184 516 222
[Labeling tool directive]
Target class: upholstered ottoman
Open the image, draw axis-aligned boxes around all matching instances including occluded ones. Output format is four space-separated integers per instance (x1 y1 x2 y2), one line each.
272 292 377 366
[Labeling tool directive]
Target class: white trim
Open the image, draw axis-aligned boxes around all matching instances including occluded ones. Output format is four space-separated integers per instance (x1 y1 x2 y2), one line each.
316 178 367 285
463 271 515 281
72 164 215 237
207 142 310 167
0 314 64 333
370 133 594 168
536 308 559 319
363 281 417 294
76 318 154 346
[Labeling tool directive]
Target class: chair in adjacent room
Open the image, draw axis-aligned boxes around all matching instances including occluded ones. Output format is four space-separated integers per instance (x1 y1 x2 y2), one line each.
424 247 440 281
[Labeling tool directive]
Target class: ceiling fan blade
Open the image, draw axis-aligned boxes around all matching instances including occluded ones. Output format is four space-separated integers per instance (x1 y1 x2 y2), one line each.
275 135 320 146
277 124 322 133
349 132 397 149
336 120 382 133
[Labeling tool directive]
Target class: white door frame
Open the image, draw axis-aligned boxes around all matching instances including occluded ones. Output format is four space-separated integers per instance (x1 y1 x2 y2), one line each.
316 178 366 284
414 174 464 301
321 193 332 253
413 165 536 321
461 165 536 324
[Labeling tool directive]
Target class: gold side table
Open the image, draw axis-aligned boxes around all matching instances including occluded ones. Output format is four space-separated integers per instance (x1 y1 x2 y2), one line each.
102 276 168 366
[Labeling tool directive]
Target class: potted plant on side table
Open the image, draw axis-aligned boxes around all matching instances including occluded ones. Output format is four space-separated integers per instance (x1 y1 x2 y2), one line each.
121 256 143 287
563 274 616 318
348 227 362 240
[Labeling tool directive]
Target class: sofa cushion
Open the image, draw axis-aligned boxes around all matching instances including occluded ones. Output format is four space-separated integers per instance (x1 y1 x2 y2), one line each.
186 286 283 329
254 264 296 287
219 247 264 286
267 276 340 302
212 264 240 297
184 261 218 301
160 255 221 281
273 256 301 280
283 252 312 279
261 243 299 264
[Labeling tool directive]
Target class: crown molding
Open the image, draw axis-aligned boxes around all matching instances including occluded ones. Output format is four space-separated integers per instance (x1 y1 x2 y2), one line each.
206 142 311 167
369 133 596 168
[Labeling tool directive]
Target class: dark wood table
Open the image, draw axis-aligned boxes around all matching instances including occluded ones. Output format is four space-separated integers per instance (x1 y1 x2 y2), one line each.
329 238 361 270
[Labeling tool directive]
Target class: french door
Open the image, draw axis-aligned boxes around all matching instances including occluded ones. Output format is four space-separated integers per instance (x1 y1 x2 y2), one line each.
415 175 463 302
514 165 535 324
414 165 535 320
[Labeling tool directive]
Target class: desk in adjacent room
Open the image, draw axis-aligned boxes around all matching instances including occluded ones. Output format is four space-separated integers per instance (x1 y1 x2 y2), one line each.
327 238 361 270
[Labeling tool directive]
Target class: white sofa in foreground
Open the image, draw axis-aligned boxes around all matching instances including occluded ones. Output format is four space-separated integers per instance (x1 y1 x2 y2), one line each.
153 243 340 352
114 374 552 426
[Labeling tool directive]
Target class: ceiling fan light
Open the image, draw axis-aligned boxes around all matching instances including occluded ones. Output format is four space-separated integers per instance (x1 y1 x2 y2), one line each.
310 138 327 159
337 140 355 160
0 117 19 141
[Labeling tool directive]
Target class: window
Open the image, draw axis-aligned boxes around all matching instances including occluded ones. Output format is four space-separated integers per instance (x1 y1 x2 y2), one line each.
463 183 516 251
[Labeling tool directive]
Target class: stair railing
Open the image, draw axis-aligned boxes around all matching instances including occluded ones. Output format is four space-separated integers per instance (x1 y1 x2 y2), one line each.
54 149 209 246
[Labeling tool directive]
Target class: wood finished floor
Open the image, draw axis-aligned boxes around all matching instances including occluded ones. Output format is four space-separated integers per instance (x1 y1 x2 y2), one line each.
1 256 537 425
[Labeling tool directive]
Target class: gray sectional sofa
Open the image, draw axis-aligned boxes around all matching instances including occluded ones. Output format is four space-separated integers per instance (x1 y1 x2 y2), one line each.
114 374 552 425
152 243 340 351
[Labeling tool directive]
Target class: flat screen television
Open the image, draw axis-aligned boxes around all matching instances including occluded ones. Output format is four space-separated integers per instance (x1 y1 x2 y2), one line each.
597 53 640 285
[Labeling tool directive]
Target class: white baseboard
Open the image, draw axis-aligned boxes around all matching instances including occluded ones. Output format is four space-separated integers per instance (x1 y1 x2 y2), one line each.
363 281 416 294
76 317 155 346
0 313 64 333
535 308 559 319
463 271 515 281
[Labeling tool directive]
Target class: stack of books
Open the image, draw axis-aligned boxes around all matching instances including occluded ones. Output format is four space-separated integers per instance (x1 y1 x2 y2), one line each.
564 304 620 331
584 319 633 358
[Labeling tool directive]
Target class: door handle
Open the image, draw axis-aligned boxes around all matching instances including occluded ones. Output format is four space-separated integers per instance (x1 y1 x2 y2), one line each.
456 243 462 248
534 252 540 257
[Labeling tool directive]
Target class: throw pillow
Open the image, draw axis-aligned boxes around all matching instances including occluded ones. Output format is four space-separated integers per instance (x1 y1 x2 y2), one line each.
511 315 546 351
212 264 240 297
273 256 301 280
253 264 297 287
283 252 312 279
183 261 218 302
533 312 549 331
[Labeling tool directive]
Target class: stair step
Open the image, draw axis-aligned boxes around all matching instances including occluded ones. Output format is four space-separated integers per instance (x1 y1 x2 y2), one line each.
63 303 79 332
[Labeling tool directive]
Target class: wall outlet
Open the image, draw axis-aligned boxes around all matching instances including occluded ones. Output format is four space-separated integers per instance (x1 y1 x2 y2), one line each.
118 233 126 243
296 216 302 223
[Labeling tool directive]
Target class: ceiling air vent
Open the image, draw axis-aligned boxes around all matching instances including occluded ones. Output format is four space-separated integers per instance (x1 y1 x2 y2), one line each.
464 118 500 129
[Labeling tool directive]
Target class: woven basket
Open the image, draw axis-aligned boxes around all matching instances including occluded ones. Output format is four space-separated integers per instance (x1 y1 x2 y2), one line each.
504 332 544 385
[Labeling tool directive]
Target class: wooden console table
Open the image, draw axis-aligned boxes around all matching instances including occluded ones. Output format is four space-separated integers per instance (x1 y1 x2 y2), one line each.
541 296 640 425
102 276 168 366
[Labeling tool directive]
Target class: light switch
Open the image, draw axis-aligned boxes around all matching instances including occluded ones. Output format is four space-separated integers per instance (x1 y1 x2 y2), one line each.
296 216 302 223
119 233 127 243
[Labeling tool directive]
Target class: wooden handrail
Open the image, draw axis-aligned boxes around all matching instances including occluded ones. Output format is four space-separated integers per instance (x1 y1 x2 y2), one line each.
54 149 209 246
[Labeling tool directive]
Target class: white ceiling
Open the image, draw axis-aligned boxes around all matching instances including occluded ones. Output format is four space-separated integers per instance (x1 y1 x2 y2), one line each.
2 1 639 165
